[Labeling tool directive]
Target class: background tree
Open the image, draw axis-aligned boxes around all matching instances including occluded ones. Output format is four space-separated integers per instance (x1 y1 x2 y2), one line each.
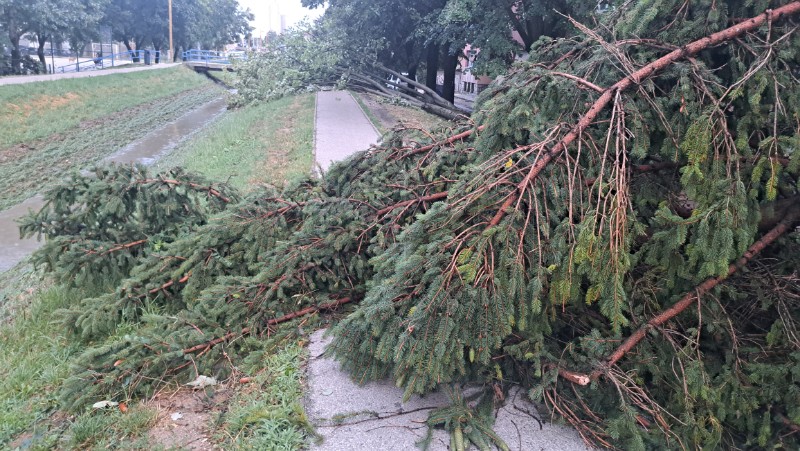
0 0 36 73
28 0 107 67
101 0 252 62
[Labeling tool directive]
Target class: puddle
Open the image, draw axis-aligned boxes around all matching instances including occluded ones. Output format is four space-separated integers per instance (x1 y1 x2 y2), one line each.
0 97 228 273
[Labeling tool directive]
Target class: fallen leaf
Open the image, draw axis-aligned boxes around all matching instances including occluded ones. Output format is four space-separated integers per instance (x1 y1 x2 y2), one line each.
113 359 125 367
186 375 217 389
92 400 119 409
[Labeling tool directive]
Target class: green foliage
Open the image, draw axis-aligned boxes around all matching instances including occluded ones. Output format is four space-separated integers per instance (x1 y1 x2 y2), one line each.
417 386 508 451
231 22 349 107
19 164 237 290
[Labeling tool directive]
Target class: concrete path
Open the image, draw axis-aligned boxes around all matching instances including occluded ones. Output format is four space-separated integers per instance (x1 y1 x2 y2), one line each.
0 63 181 86
307 97 589 449
305 330 590 451
314 90 379 172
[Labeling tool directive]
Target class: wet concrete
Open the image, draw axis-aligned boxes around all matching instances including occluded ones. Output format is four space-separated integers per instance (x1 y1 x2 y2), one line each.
0 196 45 273
306 330 591 451
106 97 227 165
314 91 379 172
0 97 228 273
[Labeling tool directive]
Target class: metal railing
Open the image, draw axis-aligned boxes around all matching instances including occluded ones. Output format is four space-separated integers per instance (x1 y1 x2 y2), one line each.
55 50 162 73
181 49 246 67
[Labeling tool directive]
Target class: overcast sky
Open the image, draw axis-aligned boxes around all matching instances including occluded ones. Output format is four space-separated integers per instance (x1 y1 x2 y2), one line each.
237 0 326 36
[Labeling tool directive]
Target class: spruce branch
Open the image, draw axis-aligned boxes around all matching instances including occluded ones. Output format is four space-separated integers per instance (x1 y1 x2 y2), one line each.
101 239 149 255
182 297 355 354
137 178 232 203
559 206 800 385
488 2 800 227
375 192 449 217
402 126 485 157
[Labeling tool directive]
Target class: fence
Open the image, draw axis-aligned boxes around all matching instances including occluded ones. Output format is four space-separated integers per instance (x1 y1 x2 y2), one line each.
55 50 162 74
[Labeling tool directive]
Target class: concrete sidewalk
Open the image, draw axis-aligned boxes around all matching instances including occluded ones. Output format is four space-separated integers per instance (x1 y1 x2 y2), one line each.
305 330 590 451
307 92 590 450
0 63 182 86
314 90 379 172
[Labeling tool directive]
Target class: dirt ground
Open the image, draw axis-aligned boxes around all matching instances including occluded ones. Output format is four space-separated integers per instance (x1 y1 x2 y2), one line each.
353 92 445 132
146 387 233 450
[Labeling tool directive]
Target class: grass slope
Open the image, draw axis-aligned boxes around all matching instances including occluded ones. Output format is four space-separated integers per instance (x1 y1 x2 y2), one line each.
156 93 316 191
0 67 224 210
0 67 211 148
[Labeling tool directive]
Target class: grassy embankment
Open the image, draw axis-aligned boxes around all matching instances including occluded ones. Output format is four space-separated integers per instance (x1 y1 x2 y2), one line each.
0 66 224 210
0 89 318 449
156 93 315 190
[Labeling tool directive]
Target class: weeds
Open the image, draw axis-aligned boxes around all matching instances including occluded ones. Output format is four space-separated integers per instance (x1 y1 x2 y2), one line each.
216 344 316 450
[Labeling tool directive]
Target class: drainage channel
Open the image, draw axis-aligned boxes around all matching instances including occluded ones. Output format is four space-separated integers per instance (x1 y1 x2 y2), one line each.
0 97 228 273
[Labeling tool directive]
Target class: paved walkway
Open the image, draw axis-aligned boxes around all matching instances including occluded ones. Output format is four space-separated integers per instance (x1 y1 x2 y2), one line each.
307 92 590 450
314 90 379 172
0 63 181 86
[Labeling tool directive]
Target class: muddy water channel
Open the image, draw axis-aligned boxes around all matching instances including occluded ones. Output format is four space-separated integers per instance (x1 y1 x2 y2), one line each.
0 97 228 273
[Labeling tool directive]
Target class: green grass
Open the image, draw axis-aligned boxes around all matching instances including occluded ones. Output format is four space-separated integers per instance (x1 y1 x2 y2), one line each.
0 273 160 450
0 87 223 210
155 93 316 191
0 67 226 210
215 344 315 450
0 66 211 148
0 285 79 446
63 406 157 450
352 91 387 134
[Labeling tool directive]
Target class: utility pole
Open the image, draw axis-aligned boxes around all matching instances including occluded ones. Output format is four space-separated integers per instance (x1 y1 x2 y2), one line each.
168 0 174 62
50 40 55 74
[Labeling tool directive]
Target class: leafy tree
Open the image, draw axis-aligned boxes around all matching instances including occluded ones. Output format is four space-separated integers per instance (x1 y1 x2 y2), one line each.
101 0 252 62
0 0 39 73
28 0 107 68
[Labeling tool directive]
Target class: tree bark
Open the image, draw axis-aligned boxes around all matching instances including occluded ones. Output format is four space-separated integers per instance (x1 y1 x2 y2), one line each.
36 33 47 69
425 43 439 91
8 33 22 75
123 40 139 62
442 46 458 104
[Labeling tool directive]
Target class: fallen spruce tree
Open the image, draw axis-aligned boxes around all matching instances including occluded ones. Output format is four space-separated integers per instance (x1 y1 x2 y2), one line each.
20 1 800 449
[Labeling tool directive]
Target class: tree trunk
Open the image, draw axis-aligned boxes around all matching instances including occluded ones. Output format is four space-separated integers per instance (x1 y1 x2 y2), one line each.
442 47 458 104
124 40 139 63
425 43 439 91
36 33 47 69
406 63 418 87
9 33 22 75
